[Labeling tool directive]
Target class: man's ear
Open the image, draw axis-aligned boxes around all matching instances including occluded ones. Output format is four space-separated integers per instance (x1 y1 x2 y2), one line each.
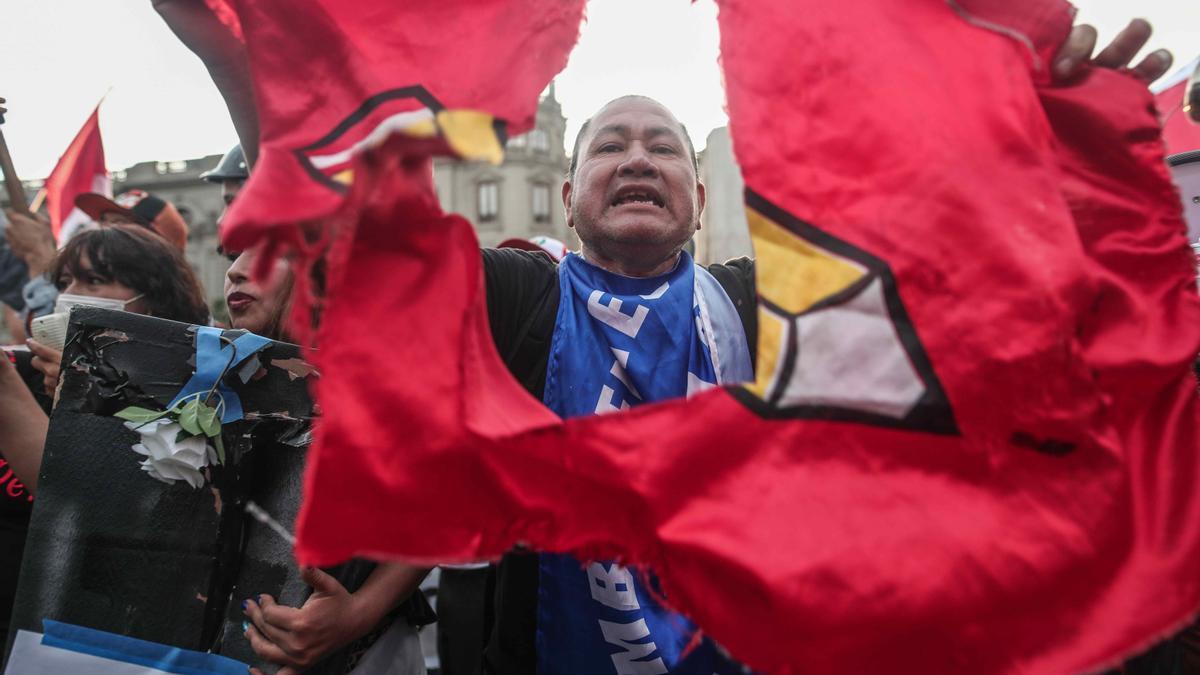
562 180 574 229
695 181 706 231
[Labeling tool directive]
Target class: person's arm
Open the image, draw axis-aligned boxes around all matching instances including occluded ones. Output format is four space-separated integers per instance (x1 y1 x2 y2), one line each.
243 562 430 673
3 211 55 279
0 352 49 493
152 0 259 165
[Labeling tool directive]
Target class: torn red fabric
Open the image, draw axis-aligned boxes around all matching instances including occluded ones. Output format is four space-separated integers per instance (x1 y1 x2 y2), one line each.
1155 56 1200 155
281 0 1200 671
213 0 585 251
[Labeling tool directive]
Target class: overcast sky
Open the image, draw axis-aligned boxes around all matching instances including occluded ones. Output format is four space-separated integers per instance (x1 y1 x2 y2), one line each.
2 0 1197 179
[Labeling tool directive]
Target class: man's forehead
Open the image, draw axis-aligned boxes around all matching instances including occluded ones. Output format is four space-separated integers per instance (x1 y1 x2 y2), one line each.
589 97 685 139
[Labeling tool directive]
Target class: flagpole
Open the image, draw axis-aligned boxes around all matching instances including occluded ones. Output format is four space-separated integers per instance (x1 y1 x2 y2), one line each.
0 100 30 215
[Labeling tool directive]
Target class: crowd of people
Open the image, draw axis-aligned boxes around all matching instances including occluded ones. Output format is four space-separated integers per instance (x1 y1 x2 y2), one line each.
0 9 1196 675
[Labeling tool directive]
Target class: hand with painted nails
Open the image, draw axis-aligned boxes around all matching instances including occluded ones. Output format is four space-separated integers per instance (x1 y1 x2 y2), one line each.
1052 18 1173 84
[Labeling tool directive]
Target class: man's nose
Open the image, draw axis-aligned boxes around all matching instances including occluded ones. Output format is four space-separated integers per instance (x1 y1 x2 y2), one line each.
617 144 659 177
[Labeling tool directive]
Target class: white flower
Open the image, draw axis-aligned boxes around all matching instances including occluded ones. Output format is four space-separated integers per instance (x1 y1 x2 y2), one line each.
124 418 216 489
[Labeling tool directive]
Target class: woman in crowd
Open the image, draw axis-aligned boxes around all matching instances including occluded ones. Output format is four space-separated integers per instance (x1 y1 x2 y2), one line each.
0 225 210 492
225 243 432 675
0 225 211 643
223 243 293 341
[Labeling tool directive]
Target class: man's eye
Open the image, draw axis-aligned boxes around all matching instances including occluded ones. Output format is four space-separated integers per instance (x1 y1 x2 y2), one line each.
597 143 622 153
653 145 678 154
86 275 107 285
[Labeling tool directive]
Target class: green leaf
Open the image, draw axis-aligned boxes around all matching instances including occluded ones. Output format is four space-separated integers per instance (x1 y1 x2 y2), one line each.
176 428 194 444
178 400 203 436
197 404 222 438
212 434 226 465
114 406 166 424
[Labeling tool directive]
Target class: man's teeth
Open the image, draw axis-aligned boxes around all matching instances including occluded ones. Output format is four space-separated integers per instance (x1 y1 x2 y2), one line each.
613 193 662 206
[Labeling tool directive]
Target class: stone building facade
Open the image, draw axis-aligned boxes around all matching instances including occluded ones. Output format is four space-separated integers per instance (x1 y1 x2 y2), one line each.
695 126 753 265
433 86 572 248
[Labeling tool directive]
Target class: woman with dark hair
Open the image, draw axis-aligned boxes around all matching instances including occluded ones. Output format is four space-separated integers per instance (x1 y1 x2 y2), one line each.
224 243 293 341
52 225 210 326
0 225 214 643
25 226 211 394
0 225 211 493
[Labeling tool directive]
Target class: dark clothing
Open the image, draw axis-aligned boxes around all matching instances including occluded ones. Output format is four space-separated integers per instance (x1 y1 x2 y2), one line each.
479 247 756 674
0 351 46 642
437 567 495 675
0 242 28 313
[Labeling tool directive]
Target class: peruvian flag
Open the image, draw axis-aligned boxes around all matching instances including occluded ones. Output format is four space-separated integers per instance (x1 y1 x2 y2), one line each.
1154 55 1200 155
44 105 108 244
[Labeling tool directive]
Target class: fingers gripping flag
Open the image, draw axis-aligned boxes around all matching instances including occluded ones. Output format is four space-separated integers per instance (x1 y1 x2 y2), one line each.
213 0 1200 672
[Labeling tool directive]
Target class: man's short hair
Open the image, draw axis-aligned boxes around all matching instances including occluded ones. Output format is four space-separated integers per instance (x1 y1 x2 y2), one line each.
567 95 699 181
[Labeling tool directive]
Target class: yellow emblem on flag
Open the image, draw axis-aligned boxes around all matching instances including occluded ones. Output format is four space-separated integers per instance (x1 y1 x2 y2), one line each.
736 190 957 435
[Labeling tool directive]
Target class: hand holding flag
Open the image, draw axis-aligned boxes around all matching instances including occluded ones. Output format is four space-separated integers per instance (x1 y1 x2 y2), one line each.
2 210 54 278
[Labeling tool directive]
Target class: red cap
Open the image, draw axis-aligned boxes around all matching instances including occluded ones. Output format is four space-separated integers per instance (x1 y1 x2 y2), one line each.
75 190 189 251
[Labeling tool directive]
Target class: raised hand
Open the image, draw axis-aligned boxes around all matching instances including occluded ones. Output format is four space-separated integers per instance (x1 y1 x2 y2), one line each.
1053 18 1173 84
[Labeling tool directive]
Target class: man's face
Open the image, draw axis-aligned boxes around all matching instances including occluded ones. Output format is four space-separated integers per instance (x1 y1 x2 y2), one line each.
565 97 704 274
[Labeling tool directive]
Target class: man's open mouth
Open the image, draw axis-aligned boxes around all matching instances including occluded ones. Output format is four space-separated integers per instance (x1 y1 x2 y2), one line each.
611 189 664 208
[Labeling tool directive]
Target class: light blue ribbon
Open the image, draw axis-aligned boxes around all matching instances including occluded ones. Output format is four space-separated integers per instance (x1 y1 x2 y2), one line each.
167 327 271 423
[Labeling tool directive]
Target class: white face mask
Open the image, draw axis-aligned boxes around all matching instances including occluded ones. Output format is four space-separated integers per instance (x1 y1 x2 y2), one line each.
55 292 145 315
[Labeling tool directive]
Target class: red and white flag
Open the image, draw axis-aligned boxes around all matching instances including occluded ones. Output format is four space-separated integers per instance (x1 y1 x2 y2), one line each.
1154 55 1200 155
44 105 109 244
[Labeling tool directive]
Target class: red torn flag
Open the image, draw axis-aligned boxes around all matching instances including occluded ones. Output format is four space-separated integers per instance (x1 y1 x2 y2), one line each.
214 0 586 251
215 0 1200 671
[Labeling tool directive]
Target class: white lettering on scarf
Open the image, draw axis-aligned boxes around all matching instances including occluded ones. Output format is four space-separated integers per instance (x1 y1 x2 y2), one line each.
588 563 640 610
587 290 652 338
598 619 669 675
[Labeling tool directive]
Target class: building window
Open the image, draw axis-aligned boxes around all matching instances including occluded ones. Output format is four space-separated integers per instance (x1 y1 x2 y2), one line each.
478 181 499 221
529 129 549 153
532 183 551 223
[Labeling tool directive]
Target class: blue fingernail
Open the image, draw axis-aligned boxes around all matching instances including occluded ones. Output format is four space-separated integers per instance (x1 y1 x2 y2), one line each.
241 599 248 610
255 594 262 604
242 620 250 633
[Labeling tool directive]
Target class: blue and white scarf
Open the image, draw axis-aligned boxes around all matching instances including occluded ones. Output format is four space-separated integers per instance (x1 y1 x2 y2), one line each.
536 251 752 675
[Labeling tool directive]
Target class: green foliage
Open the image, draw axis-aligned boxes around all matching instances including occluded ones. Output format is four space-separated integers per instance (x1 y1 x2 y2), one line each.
115 394 227 466
113 406 167 425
